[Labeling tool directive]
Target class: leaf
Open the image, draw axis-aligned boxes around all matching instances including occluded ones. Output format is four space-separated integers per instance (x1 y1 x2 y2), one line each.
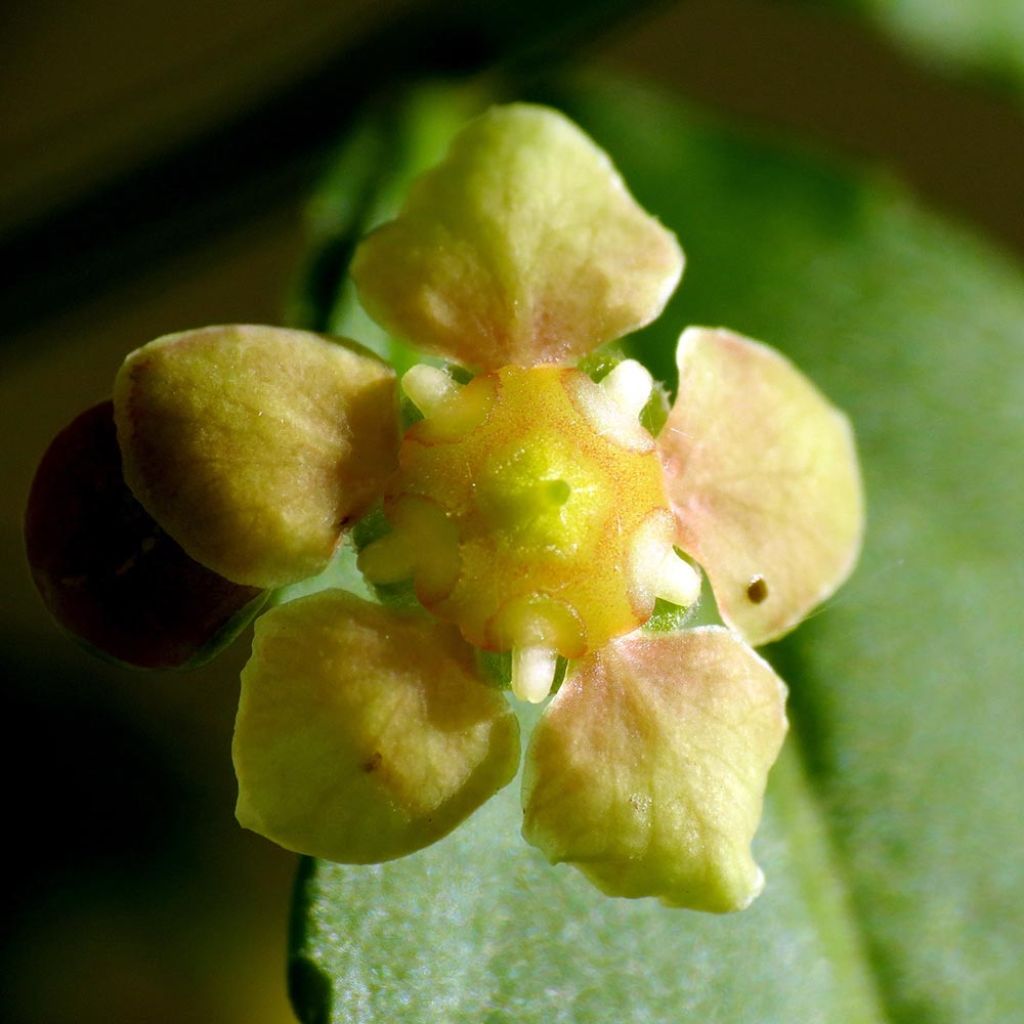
294 735 886 1023
292 79 1024 1022
568 77 1024 1021
826 0 1024 95
290 85 492 373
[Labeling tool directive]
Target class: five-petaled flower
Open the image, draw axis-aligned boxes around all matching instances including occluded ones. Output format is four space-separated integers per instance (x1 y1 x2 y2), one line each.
26 105 863 912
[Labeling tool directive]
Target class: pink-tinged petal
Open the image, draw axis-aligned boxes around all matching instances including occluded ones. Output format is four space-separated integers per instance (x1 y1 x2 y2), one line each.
114 325 399 589
658 328 864 645
351 104 683 370
522 628 788 912
233 590 520 863
24 402 264 669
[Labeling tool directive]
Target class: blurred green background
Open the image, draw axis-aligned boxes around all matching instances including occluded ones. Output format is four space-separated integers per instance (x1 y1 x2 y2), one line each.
2 2 1022 1022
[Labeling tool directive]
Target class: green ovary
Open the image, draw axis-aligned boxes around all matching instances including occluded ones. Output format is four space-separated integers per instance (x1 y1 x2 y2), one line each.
475 443 600 554
362 365 672 658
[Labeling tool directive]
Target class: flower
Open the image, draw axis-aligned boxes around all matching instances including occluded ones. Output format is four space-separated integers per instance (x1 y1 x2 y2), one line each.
26 105 863 912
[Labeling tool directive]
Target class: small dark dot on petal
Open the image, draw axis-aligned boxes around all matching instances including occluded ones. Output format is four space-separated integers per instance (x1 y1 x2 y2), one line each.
746 576 769 604
362 751 383 773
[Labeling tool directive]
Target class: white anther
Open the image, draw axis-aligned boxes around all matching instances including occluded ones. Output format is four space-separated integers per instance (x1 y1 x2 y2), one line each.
511 646 558 704
653 548 702 608
631 514 703 610
402 364 460 417
600 360 654 421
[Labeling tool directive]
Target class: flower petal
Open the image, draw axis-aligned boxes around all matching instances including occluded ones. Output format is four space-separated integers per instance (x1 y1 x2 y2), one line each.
658 328 864 645
24 402 265 669
114 325 399 588
522 627 788 912
233 590 520 862
351 104 683 370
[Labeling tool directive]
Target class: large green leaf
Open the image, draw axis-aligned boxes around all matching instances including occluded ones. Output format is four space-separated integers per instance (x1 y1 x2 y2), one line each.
576 77 1024 1020
291 80 1024 1022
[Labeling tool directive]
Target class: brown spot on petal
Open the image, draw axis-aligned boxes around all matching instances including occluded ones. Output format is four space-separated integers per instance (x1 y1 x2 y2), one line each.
746 576 769 604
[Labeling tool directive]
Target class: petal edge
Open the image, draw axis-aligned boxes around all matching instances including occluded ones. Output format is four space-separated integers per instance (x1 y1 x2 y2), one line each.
658 327 864 645
115 325 399 588
233 590 520 862
352 104 683 370
522 627 788 912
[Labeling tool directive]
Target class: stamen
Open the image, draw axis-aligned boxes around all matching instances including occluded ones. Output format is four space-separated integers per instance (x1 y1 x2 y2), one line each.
490 596 586 661
568 365 655 453
600 360 654 420
511 646 558 703
402 365 460 417
630 512 702 612
653 549 702 608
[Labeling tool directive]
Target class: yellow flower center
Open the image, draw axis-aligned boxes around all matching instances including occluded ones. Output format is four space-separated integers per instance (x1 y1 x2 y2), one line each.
360 365 683 673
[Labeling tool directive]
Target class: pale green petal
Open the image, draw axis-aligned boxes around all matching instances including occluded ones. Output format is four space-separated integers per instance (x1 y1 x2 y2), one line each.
352 104 683 370
114 325 399 588
233 589 520 863
658 328 864 645
522 627 788 912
